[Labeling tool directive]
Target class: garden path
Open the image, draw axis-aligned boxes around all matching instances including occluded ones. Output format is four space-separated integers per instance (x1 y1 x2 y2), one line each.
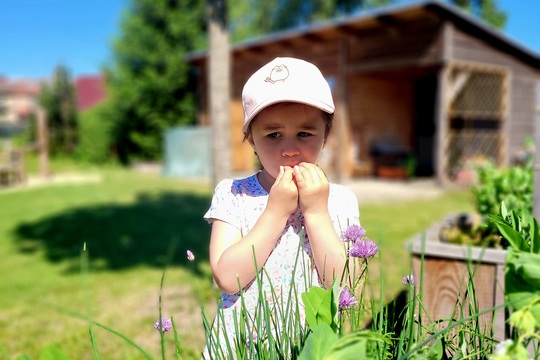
344 177 444 204
1 162 446 206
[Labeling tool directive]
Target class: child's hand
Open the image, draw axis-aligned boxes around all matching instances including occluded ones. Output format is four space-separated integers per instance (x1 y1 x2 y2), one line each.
293 162 329 216
267 166 298 217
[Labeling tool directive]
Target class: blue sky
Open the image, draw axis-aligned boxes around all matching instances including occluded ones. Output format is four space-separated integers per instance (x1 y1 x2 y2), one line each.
0 0 538 80
1 0 126 79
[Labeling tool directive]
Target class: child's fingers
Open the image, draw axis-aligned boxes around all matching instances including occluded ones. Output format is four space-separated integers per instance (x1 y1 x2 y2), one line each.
274 166 285 184
284 166 294 179
274 166 296 188
294 163 322 187
293 165 305 186
294 164 312 187
312 165 327 181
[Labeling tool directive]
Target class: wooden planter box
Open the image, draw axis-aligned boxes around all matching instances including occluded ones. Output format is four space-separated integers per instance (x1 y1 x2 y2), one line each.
376 165 407 179
407 216 507 341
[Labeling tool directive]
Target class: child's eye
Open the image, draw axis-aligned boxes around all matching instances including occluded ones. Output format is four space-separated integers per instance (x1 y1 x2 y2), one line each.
298 132 312 137
267 132 281 138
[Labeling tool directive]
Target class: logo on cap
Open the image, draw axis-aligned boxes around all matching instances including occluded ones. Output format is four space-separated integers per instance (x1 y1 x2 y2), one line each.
264 64 289 84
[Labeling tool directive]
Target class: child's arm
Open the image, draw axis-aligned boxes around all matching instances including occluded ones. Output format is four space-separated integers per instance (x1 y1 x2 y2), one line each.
209 166 298 294
294 162 348 289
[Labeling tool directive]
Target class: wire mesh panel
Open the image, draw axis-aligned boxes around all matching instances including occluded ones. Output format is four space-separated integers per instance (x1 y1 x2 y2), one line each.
444 63 508 180
446 129 503 178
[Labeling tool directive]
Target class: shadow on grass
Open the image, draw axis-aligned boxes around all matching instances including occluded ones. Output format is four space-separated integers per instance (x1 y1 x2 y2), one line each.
13 191 212 273
369 290 408 334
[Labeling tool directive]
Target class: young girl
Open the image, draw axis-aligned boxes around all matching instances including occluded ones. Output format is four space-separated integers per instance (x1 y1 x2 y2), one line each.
203 57 361 358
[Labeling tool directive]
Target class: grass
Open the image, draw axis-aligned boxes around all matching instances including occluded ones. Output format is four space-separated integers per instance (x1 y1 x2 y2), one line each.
0 160 474 359
360 191 475 302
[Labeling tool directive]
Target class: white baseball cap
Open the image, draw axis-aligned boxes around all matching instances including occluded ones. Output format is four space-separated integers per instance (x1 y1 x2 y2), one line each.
241 57 335 133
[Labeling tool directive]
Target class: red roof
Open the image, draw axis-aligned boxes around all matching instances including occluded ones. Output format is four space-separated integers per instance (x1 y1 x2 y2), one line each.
75 75 107 110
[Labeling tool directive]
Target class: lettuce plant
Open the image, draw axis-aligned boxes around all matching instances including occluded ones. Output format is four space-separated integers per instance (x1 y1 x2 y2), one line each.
489 202 540 358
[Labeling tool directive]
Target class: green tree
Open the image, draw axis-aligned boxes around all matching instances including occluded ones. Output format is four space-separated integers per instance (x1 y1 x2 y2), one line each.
229 0 505 43
451 0 506 29
229 0 396 41
106 0 206 163
39 65 77 155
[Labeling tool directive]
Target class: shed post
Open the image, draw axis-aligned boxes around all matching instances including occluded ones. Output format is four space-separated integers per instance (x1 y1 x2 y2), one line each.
434 22 453 185
434 64 450 185
36 108 49 179
207 0 231 187
335 38 351 183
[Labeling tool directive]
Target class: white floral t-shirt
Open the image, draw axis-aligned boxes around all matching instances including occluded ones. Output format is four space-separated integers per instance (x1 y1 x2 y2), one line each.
203 172 360 357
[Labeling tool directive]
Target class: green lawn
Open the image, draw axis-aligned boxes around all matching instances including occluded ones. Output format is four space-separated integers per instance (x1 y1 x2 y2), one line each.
0 163 474 359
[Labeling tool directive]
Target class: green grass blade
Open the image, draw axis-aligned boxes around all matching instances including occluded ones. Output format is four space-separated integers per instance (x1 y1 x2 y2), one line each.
91 321 153 360
88 324 100 360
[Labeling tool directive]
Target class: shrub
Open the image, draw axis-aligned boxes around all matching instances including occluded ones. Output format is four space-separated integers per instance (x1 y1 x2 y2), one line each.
441 161 533 249
472 161 533 219
489 203 540 358
76 102 116 164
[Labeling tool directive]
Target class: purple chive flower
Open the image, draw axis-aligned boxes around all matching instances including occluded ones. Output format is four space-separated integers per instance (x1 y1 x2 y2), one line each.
402 274 416 286
339 287 358 309
154 317 172 332
342 224 366 242
246 332 258 350
186 250 195 261
348 238 378 258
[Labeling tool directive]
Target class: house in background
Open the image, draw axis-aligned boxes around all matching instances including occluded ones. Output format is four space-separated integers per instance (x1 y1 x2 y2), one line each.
0 74 106 184
0 78 41 184
0 74 106 130
0 77 41 133
188 0 540 184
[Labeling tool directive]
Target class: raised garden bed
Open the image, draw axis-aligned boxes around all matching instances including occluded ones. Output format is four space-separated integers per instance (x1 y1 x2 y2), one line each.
407 214 507 341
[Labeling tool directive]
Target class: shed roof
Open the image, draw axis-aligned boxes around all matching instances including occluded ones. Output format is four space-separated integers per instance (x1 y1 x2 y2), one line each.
187 0 539 69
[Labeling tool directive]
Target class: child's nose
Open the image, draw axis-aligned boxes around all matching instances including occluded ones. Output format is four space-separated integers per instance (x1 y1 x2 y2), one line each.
281 140 300 157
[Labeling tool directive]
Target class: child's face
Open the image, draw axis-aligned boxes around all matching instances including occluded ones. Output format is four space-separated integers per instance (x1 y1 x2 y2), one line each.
247 103 327 180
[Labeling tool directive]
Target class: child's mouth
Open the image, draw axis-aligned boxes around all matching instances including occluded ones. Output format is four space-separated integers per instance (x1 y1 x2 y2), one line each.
283 162 300 168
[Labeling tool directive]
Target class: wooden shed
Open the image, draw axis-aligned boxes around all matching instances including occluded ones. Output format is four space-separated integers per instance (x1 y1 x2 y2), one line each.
187 0 540 183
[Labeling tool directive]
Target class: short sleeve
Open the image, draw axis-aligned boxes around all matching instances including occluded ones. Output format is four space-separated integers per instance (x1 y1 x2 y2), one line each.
344 186 360 221
329 184 361 235
203 179 242 230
